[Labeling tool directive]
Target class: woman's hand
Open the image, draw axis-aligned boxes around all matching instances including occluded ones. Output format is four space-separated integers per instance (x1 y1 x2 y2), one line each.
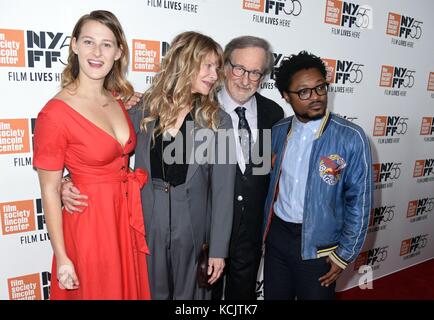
56 257 80 290
207 257 225 285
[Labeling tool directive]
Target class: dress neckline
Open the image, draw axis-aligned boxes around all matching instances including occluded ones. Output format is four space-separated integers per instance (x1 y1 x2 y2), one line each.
52 98 131 150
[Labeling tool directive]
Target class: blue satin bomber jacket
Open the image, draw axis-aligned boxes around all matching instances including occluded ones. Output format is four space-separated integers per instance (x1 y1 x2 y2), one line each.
263 111 373 269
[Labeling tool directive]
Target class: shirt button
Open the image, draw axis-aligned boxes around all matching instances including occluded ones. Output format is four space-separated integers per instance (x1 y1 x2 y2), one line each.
298 157 302 161
121 166 126 170
295 179 299 183
302 136 306 140
237 195 243 201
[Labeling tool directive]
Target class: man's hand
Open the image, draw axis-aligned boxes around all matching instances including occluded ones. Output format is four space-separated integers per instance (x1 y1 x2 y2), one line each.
318 257 343 287
207 257 225 285
124 92 143 110
61 180 88 213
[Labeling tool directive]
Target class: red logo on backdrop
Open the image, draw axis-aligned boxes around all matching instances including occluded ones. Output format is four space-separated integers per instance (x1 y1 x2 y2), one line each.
8 272 51 300
0 119 31 155
428 72 434 91
132 40 161 73
243 0 265 12
1 200 35 235
373 116 387 136
324 0 342 25
386 13 401 36
0 29 25 67
379 65 394 87
322 59 336 83
413 160 425 177
420 117 434 135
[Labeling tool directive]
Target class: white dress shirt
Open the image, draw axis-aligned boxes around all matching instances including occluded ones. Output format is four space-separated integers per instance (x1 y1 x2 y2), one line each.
218 86 258 173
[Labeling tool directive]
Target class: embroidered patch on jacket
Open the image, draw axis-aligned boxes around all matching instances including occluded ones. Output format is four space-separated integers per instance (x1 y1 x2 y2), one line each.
319 154 347 185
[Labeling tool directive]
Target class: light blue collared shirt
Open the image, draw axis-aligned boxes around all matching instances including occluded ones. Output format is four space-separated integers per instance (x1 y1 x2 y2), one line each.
273 116 323 223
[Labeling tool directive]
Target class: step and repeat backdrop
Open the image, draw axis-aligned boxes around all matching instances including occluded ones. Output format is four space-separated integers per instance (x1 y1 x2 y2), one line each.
1 0 433 300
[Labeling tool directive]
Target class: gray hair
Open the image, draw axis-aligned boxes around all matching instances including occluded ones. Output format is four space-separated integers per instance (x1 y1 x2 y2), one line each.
223 36 274 75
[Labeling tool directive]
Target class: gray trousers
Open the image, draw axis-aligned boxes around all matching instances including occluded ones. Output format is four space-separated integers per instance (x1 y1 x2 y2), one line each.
147 179 210 300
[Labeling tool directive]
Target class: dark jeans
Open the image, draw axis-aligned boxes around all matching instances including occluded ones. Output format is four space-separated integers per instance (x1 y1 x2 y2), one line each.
264 215 335 300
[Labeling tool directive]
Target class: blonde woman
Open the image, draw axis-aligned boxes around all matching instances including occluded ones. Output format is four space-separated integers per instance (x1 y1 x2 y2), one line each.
130 31 236 299
33 10 150 299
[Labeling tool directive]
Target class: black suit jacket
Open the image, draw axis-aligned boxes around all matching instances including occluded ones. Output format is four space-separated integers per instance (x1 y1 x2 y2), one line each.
230 92 284 254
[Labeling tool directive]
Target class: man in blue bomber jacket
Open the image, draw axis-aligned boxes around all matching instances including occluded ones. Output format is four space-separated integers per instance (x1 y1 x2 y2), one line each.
262 51 373 300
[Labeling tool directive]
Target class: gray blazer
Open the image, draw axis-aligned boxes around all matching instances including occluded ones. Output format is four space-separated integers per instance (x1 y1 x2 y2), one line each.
129 106 236 259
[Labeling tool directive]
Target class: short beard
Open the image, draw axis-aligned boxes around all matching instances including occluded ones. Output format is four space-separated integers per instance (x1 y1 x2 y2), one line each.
296 108 326 122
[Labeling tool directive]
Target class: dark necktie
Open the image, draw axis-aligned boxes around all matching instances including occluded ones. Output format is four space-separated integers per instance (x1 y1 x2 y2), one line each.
235 106 252 164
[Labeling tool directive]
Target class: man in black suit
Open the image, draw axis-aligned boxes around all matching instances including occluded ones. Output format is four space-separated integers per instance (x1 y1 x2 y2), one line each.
212 36 284 300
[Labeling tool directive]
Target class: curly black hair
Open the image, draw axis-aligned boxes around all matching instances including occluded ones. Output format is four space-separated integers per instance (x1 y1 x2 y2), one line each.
275 51 327 97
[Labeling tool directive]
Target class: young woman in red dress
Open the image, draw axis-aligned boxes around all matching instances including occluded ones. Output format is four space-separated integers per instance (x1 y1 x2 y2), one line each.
33 10 150 300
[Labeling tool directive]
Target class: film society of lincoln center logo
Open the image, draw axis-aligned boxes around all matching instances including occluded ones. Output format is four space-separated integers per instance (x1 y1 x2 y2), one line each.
428 72 434 98
386 12 422 48
243 0 302 28
0 29 25 67
0 119 30 155
1 199 47 239
8 272 51 300
379 65 415 96
420 116 434 142
132 39 161 73
322 58 363 94
373 115 408 144
132 39 169 84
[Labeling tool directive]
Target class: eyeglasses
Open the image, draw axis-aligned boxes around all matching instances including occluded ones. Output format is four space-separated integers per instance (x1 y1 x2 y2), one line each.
228 61 264 82
287 83 329 100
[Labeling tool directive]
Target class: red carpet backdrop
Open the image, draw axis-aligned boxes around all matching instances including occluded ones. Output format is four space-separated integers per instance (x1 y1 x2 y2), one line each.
0 0 433 300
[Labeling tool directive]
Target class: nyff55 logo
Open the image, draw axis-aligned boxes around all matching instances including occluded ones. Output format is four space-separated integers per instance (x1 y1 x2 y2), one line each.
420 117 434 136
322 58 363 84
369 206 394 227
407 198 434 218
400 235 428 256
354 246 388 271
379 65 415 89
373 116 408 137
324 0 371 28
386 12 423 39
373 162 401 183
413 159 434 178
0 29 69 68
243 0 302 16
